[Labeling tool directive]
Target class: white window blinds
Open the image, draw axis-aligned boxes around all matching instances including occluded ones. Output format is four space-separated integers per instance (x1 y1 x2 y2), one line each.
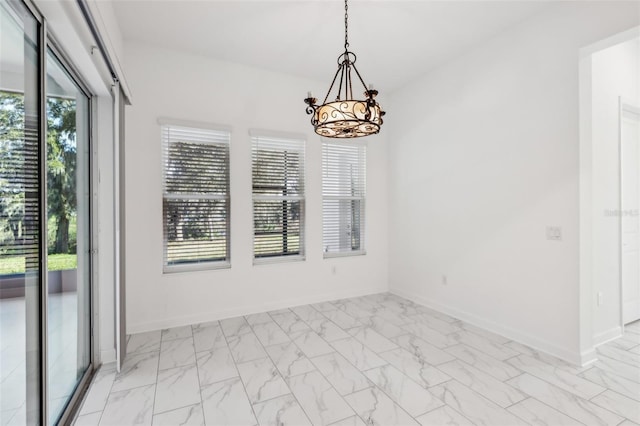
252 134 305 260
161 123 230 271
322 141 366 256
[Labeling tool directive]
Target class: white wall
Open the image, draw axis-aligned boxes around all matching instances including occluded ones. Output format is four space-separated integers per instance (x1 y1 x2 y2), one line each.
388 2 639 364
123 42 389 333
591 38 640 342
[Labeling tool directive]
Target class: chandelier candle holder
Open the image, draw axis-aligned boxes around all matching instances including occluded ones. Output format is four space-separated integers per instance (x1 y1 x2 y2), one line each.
304 0 385 138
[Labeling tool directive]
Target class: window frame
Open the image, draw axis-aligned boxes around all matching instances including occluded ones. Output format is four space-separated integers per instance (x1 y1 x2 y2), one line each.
250 130 306 264
159 118 232 273
322 140 367 259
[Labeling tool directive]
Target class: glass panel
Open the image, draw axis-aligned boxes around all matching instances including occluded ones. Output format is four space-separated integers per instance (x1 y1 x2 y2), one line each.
46 50 91 424
0 1 42 424
162 124 230 270
251 138 306 259
322 142 366 255
164 198 228 264
254 200 302 257
322 199 363 253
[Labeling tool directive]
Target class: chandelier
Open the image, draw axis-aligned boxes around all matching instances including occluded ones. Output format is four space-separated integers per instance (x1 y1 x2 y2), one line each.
304 0 385 138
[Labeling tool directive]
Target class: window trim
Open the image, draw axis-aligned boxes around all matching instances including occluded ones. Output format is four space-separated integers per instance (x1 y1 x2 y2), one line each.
323 250 367 259
253 254 306 266
159 118 232 273
158 117 232 134
321 139 367 259
250 130 306 264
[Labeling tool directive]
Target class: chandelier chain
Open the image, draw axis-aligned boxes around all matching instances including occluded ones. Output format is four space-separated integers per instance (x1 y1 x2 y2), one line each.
344 0 349 50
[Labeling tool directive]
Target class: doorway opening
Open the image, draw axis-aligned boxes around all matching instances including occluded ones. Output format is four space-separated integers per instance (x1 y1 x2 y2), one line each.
621 99 640 325
580 27 640 364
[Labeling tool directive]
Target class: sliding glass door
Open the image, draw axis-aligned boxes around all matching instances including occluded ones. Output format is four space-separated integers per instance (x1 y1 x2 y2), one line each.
0 1 94 424
0 1 43 424
46 49 92 424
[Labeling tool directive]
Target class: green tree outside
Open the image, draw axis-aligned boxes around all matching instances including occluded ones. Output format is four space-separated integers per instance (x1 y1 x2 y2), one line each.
0 91 78 273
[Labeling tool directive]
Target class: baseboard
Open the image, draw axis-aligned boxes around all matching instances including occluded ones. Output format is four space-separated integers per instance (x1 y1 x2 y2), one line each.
100 348 116 364
593 326 623 347
390 287 584 366
579 347 598 367
127 286 388 334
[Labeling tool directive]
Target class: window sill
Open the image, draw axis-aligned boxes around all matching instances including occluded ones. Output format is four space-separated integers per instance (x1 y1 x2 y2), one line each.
253 255 306 266
163 261 231 274
323 250 367 259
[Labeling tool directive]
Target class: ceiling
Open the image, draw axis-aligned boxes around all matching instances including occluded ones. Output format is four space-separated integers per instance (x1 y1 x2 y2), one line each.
112 1 553 92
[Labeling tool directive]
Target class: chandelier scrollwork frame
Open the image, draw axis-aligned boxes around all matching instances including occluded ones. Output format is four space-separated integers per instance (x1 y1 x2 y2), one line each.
304 1 385 139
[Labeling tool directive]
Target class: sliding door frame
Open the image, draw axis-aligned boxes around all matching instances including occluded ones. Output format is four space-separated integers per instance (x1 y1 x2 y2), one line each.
13 0 98 423
46 41 97 426
14 1 51 422
19 0 48 423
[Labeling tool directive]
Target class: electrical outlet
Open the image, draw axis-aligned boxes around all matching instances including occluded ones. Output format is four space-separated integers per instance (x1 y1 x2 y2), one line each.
546 226 562 241
442 275 448 285
597 291 603 306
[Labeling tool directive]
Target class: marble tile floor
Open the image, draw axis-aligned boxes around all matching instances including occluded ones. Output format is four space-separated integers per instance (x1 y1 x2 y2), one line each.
74 293 640 426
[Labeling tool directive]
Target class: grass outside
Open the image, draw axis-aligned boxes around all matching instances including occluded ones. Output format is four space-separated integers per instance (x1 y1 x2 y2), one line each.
166 234 301 263
166 240 227 264
254 234 300 256
1 234 301 272
0 253 77 275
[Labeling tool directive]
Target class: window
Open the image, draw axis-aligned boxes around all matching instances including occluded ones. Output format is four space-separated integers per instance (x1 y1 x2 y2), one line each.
252 133 305 261
161 121 230 272
322 141 366 257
